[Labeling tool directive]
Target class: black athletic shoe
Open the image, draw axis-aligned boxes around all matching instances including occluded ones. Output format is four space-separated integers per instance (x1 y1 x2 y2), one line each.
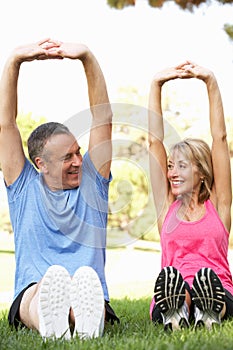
192 268 225 330
154 266 189 330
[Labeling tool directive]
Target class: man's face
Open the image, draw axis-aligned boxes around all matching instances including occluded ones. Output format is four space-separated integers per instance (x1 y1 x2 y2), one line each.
40 133 83 191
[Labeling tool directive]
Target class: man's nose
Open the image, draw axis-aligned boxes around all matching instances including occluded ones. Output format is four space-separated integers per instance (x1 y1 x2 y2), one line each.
72 154 82 166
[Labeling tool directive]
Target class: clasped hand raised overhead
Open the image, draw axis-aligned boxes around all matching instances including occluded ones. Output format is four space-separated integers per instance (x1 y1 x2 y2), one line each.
153 61 214 86
12 38 90 63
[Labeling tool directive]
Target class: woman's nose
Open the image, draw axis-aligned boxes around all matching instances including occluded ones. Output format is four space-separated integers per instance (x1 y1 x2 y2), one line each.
170 165 179 177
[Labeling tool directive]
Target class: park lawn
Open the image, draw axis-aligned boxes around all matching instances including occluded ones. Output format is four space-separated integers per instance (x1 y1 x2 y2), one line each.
0 250 14 312
0 231 15 294
1 232 233 349
0 252 14 292
1 298 233 350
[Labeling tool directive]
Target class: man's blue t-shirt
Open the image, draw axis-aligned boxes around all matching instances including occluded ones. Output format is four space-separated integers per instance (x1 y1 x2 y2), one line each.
6 152 111 301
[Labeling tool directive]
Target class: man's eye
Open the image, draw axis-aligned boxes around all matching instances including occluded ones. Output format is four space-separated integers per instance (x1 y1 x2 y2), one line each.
63 155 71 161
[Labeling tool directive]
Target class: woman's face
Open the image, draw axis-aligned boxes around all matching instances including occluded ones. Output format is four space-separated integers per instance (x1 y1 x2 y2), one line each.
167 150 202 198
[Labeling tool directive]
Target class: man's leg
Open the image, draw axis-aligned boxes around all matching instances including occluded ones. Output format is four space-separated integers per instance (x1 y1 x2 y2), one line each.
19 283 40 330
20 265 71 339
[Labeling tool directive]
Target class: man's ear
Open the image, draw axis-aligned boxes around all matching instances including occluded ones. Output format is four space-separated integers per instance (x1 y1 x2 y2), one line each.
35 157 48 173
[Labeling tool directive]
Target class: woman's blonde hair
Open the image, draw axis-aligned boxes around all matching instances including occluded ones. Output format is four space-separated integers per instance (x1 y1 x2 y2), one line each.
169 138 213 203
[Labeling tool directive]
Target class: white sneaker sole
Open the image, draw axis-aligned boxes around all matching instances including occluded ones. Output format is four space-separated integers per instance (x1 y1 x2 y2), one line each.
70 266 105 339
38 265 71 340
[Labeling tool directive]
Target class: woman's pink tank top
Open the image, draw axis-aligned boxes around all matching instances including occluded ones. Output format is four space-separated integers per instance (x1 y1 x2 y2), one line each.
161 199 233 294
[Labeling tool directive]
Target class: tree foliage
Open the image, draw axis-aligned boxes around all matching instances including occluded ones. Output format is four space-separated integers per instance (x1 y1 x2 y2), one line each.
107 0 135 9
107 0 233 11
17 113 47 160
224 23 233 40
107 0 233 41
107 132 157 246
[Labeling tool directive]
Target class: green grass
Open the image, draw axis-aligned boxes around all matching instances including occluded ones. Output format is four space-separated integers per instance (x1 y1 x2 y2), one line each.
1 298 233 350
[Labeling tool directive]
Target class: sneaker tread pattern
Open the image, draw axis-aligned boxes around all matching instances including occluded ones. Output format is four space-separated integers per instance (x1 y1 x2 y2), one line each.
154 266 186 313
192 267 225 314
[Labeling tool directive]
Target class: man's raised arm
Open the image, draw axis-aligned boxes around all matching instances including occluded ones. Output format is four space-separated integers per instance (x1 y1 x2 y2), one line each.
49 43 112 179
0 39 62 185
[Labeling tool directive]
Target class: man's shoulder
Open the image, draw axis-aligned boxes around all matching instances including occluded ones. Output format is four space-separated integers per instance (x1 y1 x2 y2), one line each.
7 159 38 195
